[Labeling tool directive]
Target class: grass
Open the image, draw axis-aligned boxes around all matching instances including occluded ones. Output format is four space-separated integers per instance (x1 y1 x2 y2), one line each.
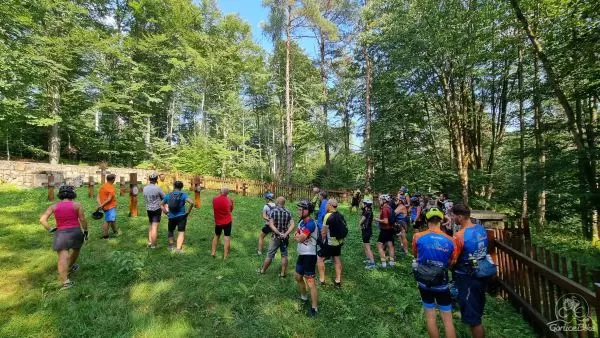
0 184 536 337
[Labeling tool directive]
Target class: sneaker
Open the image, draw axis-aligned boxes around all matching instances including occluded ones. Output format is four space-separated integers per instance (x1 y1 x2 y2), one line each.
334 281 342 288
256 268 265 275
319 280 327 286
309 308 318 317
69 264 79 275
365 263 377 269
168 246 175 252
256 250 262 256
175 249 184 254
300 295 308 302
389 261 396 267
61 280 74 290
380 262 387 268
149 244 157 249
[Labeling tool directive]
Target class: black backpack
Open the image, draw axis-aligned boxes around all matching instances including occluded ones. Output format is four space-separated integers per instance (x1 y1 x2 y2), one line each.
168 191 184 213
328 212 349 240
386 204 397 227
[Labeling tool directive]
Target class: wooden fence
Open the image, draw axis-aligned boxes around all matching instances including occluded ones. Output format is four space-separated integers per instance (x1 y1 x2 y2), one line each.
166 173 351 204
489 221 600 337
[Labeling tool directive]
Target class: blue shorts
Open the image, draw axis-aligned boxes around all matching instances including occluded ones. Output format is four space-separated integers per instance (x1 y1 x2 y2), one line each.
104 208 116 222
418 287 452 312
454 273 487 326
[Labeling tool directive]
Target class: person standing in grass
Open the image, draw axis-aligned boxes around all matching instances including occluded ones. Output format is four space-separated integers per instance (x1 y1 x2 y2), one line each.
39 185 89 289
452 203 489 338
294 200 319 317
311 187 320 216
412 207 458 338
157 173 171 193
375 194 396 268
212 187 234 259
318 198 345 287
316 190 329 283
257 192 276 255
143 173 164 248
258 196 295 276
160 181 194 253
97 174 118 239
360 199 376 269
350 189 361 213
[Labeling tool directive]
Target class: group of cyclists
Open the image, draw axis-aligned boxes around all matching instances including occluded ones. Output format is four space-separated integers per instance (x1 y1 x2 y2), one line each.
38 176 494 338
255 186 494 337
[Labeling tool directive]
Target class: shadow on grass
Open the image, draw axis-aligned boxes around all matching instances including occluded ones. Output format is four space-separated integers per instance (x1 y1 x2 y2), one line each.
0 188 537 338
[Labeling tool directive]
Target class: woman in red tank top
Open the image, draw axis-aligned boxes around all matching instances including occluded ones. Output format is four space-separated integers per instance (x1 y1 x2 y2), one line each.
40 185 89 289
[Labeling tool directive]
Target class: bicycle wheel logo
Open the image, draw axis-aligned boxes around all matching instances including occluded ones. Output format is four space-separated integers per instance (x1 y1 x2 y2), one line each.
547 294 593 333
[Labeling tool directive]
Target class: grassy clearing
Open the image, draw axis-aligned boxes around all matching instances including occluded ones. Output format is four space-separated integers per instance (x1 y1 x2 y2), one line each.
0 184 535 337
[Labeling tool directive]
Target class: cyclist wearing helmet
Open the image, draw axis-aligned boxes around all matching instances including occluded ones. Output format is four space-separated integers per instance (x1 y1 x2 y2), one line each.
394 196 410 255
410 196 424 231
360 199 376 269
143 173 165 248
293 200 319 316
39 185 89 289
257 192 276 255
412 207 458 338
375 194 396 268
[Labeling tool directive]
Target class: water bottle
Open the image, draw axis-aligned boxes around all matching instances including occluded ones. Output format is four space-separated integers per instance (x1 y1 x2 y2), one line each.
411 259 418 270
469 254 478 269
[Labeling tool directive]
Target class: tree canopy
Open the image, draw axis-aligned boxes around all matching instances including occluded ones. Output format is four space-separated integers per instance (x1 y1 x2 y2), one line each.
0 0 598 238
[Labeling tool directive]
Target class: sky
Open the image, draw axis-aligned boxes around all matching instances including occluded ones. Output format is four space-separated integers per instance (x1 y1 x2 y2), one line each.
215 0 318 57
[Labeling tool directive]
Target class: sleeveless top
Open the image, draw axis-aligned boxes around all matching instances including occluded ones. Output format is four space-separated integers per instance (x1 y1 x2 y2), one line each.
55 201 80 230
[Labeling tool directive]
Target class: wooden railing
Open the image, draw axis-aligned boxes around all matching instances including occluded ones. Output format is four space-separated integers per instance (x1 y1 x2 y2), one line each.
161 173 352 204
489 222 600 338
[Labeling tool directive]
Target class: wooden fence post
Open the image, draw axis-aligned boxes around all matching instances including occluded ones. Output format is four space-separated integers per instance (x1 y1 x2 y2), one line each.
193 176 201 208
119 176 126 196
129 173 138 217
46 173 55 201
242 182 248 197
88 176 95 198
487 229 498 266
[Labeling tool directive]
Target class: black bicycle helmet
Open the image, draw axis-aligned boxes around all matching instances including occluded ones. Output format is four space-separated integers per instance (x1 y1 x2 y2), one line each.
297 200 314 213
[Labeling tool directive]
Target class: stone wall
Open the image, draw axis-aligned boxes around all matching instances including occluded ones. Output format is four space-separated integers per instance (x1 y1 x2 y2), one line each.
0 160 155 187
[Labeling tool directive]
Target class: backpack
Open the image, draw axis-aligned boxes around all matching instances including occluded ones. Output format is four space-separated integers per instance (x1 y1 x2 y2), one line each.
328 212 349 240
168 191 185 213
386 204 397 228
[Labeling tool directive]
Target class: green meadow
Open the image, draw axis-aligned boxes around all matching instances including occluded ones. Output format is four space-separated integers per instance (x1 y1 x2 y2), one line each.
0 185 535 337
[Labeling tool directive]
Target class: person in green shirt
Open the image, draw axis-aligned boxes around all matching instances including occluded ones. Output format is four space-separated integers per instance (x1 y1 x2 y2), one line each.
362 188 373 209
311 187 320 216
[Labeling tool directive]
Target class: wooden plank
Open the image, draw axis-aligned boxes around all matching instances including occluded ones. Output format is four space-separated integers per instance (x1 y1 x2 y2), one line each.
494 241 596 303
573 261 580 284
88 176 94 198
496 277 560 338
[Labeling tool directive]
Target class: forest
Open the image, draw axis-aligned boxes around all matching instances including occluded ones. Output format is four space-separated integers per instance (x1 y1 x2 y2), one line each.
0 0 598 240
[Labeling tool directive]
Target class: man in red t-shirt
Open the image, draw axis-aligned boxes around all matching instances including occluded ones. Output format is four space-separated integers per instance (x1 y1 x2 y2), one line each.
212 187 234 259
375 194 396 268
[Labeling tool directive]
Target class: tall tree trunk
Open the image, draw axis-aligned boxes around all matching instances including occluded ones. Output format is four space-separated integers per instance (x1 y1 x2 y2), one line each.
48 84 61 165
320 29 331 177
486 61 510 199
511 0 598 238
363 0 373 190
533 52 546 230
518 48 528 223
5 129 9 161
285 4 293 184
145 117 151 152
440 72 469 205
